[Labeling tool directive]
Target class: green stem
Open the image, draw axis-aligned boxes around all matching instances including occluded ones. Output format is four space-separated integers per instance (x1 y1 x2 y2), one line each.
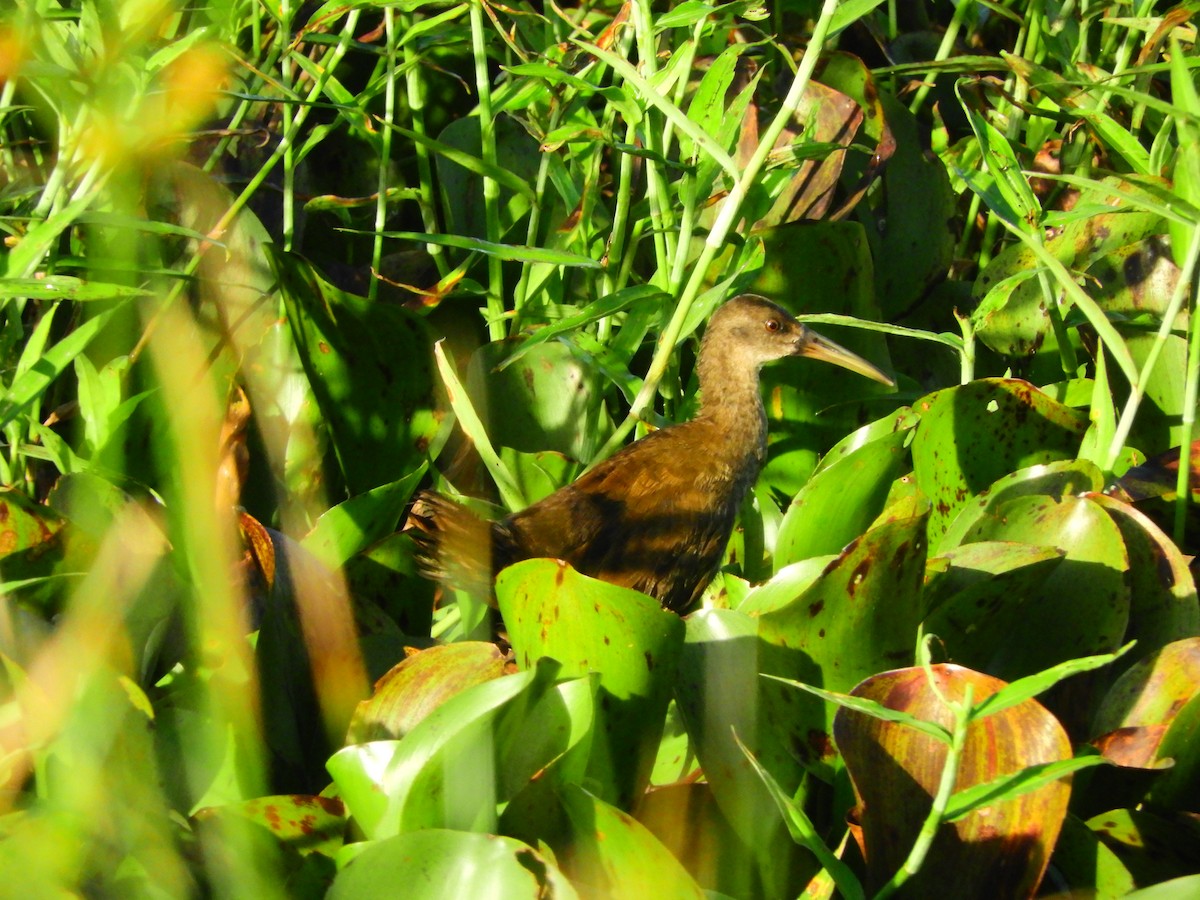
370 8 398 302
280 0 296 251
402 13 447 278
873 686 973 899
1105 226 1200 474
1176 250 1200 547
470 0 505 340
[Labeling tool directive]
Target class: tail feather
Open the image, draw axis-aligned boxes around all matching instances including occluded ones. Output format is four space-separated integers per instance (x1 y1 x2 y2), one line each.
406 491 497 601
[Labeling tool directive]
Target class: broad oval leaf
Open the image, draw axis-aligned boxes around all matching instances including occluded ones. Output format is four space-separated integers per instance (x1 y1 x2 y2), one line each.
938 458 1105 553
834 665 1072 898
910 379 1088 542
345 642 508 745
271 249 441 495
327 664 540 839
774 427 909 569
758 504 929 774
329 829 577 899
496 558 685 806
960 494 1130 687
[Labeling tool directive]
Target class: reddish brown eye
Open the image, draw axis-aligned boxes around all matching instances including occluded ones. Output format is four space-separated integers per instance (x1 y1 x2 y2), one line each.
765 318 781 332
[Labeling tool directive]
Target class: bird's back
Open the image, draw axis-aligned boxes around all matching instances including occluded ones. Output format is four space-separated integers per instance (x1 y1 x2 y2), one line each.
500 416 760 610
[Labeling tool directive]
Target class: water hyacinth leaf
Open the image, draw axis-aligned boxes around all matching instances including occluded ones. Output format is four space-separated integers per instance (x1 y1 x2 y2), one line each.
493 671 598 800
814 406 918 473
496 558 685 806
435 115 540 241
345 642 508 745
738 556 836 617
328 829 578 900
469 338 612 464
302 465 429 570
774 427 909 569
1092 639 1200 740
758 504 929 773
1051 814 1137 899
970 179 1165 356
867 92 957 319
555 783 707 899
1090 494 1200 656
910 379 1088 543
937 458 1105 553
1087 808 1200 887
1146 690 1200 811
271 249 441 495
959 494 1130 688
192 795 346 858
327 664 540 839
922 542 1065 660
635 782 766 899
673 609 800 883
923 540 1065 616
834 665 1072 898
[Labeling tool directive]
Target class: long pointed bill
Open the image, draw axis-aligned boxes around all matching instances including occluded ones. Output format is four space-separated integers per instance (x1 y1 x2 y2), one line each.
801 331 894 386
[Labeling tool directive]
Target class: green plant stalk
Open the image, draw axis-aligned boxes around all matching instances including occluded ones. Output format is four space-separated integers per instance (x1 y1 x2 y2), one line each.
660 17 705 161
598 118 640 317
592 0 843 463
131 9 363 363
470 0 506 341
402 12 448 279
1104 225 1200 474
873 685 973 900
370 8 398 302
1036 267 1079 375
32 106 89 220
0 76 19 174
909 0 975 115
511 103 561 327
1176 255 1200 547
629 0 677 283
280 0 296 250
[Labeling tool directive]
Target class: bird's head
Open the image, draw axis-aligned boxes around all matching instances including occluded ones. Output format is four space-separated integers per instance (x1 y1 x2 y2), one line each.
702 294 894 385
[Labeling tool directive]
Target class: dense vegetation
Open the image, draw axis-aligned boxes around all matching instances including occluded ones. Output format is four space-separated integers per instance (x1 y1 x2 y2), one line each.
1 0 1199 896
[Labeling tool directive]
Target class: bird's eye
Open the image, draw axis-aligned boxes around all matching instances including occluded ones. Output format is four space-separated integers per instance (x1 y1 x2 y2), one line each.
764 318 781 332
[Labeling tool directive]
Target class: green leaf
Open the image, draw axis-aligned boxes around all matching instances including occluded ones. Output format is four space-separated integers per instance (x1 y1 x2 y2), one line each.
271 249 441 495
758 505 930 773
373 230 603 268
944 755 1110 822
732 731 865 900
326 664 539 839
910 380 1088 544
555 784 707 899
302 466 428 570
971 644 1133 722
0 302 128 431
835 665 1073 898
774 427 909 568
0 276 151 302
329 829 578 899
496 558 684 807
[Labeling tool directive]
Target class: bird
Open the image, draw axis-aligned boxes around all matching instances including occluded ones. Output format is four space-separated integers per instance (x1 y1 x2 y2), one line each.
409 294 893 612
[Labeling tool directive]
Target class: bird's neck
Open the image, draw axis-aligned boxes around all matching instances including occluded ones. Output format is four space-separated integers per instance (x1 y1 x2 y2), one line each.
694 359 768 464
